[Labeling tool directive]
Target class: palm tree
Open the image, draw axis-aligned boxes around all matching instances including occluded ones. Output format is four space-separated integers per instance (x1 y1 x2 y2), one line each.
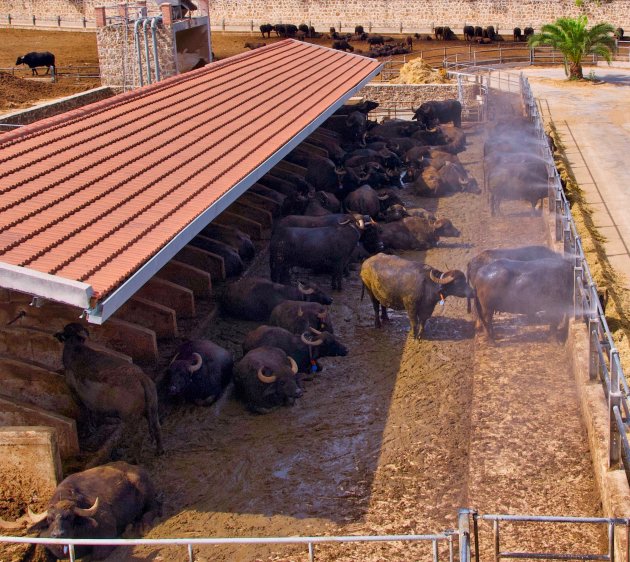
527 16 615 79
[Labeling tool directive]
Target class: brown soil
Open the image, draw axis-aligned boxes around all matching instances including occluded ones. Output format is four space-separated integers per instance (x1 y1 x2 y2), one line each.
0 27 520 112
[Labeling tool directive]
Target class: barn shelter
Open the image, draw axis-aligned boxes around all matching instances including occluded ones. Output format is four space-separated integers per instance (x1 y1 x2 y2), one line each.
0 40 381 325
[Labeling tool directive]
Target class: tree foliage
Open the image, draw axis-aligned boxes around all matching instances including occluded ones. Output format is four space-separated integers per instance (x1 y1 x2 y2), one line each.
527 15 615 79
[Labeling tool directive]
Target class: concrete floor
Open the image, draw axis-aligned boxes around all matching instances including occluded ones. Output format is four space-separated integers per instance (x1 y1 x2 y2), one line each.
516 65 630 287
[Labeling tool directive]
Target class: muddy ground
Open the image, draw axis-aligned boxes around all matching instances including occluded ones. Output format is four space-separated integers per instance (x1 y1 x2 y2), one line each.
87 99 601 561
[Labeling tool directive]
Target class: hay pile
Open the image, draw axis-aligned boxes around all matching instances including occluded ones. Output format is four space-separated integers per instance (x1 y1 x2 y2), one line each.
392 58 451 84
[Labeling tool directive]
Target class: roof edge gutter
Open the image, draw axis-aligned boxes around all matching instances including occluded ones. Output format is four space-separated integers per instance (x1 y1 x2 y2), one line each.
86 59 382 325
0 263 93 309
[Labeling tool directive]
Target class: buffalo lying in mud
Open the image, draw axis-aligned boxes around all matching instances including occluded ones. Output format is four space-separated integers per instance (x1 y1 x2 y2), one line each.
234 347 302 413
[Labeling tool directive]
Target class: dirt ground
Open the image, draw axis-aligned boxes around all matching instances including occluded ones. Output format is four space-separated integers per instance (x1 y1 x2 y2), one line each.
82 101 599 561
0 28 510 113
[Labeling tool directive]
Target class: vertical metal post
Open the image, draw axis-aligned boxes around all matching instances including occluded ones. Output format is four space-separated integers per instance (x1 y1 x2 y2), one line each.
400 22 403 33
473 512 480 562
589 317 600 381
69 544 76 562
188 543 194 562
308 541 315 562
493 519 500 562
32 14 36 25
433 539 439 562
610 383 621 468
448 532 454 562
608 521 615 562
574 267 583 319
458 509 472 562
563 224 572 255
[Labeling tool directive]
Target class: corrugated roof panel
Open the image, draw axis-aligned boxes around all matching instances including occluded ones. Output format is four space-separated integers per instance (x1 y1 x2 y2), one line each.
0 40 381 321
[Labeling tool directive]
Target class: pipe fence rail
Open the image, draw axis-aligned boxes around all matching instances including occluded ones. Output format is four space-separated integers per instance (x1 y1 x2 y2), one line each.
0 66 100 81
460 511 630 562
0 531 456 562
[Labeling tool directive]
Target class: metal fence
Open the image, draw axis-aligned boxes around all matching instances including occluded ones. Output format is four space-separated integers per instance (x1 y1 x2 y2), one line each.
0 66 100 81
0 530 456 562
459 510 630 562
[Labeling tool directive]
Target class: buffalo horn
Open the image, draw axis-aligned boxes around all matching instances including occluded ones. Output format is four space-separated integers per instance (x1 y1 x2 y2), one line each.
309 327 323 335
427 126 438 133
0 515 29 529
27 506 49 525
338 218 352 225
297 281 315 295
73 497 99 518
335 166 346 175
188 353 203 374
257 367 277 384
288 356 299 374
377 194 389 200
301 332 324 346
429 269 454 285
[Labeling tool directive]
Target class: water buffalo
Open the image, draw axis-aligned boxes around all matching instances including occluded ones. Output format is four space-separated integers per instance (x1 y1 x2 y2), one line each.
54 323 163 456
201 224 254 260
270 218 378 290
222 277 332 321
473 257 573 341
403 160 471 196
167 340 233 405
413 99 462 129
0 462 159 560
304 190 341 216
234 347 302 413
361 254 474 339
269 300 334 334
260 23 273 37
487 166 548 215
321 111 368 146
242 325 347 373
466 245 563 313
15 51 55 76
368 35 385 46
378 216 460 250
464 25 475 40
513 27 522 41
344 184 387 219
334 100 379 116
332 39 354 51
523 27 534 40
189 236 244 277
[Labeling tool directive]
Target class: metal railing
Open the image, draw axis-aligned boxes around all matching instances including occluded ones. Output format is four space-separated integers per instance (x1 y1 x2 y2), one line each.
515 69 630 484
0 530 456 562
0 66 100 81
460 510 630 562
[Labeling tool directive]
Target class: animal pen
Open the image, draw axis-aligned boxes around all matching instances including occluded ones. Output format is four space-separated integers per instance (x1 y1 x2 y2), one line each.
0 54 629 560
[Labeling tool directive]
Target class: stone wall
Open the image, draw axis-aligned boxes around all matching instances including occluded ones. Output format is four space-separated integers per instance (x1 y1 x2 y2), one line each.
1 1 629 31
359 83 479 107
97 20 175 89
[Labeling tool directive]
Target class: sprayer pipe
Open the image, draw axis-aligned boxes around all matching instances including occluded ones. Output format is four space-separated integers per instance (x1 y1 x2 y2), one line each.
150 16 163 83
133 17 148 87
143 18 152 84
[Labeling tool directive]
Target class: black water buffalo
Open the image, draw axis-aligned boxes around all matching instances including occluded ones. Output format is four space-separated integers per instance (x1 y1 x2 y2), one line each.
222 277 332 321
464 25 475 40
335 100 380 116
513 27 522 41
54 323 163 455
189 235 244 277
201 224 254 260
234 347 302 413
260 23 273 37
321 111 368 145
466 245 562 314
332 39 354 51
523 26 534 40
368 35 385 46
270 218 377 289
473 257 573 340
485 26 496 41
269 300 334 334
615 27 625 40
361 254 474 339
434 26 444 40
412 99 462 128
242 325 347 373
487 165 548 215
244 42 266 50
304 190 341 215
15 51 55 75
167 340 233 405
378 216 460 250
344 184 387 219
275 212 355 230
0 462 160 559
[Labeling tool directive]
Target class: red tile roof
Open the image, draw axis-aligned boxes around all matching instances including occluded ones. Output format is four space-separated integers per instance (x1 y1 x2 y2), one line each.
0 40 381 322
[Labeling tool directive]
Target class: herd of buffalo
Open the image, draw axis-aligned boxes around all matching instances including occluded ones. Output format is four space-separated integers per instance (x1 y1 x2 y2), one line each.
0 97 575 557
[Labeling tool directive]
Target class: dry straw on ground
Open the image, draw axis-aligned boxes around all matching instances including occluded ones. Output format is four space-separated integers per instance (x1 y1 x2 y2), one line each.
391 58 451 84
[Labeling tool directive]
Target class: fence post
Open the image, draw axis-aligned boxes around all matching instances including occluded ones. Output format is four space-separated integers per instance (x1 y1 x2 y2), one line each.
8 13 11 24
57 15 61 26
563 223 572 254
83 16 87 27
458 509 472 562
32 14 36 25
368 21 372 32
250 19 253 33
610 390 621 468
499 45 502 64
338 20 341 32
589 317 600 381
574 266 583 319
221 18 225 30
